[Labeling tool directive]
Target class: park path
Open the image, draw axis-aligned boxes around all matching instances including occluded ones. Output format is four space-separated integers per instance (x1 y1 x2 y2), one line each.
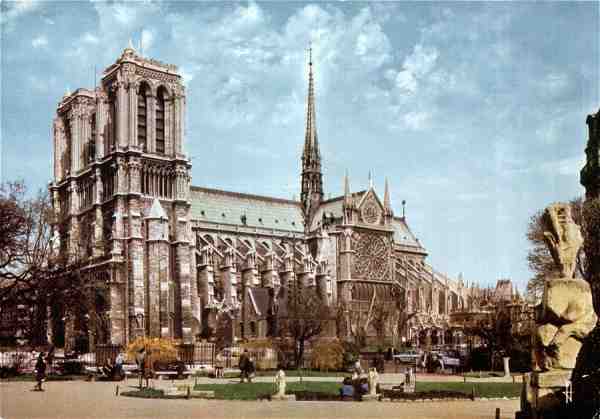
0 380 519 419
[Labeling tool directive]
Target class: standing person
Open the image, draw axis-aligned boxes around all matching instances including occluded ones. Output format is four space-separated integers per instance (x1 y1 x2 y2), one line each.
114 352 124 380
353 358 363 376
135 347 146 389
238 349 249 383
34 352 46 391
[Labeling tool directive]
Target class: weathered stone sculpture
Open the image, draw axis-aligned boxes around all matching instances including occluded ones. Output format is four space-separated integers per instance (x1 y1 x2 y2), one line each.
533 204 596 372
361 367 380 401
543 204 583 280
368 368 379 396
275 369 286 397
272 369 295 401
521 202 597 417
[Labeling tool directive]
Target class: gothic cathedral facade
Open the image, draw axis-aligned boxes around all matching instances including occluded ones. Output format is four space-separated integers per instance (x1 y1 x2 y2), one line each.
50 46 484 350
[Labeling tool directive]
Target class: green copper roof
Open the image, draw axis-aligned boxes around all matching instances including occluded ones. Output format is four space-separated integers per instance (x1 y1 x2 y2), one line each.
189 186 304 233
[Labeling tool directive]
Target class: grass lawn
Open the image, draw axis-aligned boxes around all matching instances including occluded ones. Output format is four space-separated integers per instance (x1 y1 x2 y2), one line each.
256 370 347 377
193 381 341 400
189 381 521 400
415 382 521 398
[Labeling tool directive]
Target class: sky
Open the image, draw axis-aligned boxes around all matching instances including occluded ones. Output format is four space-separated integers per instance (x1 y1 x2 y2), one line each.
1 0 599 292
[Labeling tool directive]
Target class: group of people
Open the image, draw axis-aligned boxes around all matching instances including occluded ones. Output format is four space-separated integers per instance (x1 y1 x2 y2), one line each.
101 352 124 381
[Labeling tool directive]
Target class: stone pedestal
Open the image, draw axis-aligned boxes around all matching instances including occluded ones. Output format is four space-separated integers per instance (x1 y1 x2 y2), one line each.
520 371 571 419
271 394 296 401
503 357 511 377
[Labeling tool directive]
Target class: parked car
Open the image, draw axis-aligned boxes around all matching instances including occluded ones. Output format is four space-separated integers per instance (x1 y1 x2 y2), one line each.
439 351 461 370
393 349 420 364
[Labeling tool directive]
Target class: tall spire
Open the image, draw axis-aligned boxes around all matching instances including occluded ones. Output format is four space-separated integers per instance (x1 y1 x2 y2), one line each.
303 45 320 163
384 177 392 213
344 170 351 199
300 44 324 225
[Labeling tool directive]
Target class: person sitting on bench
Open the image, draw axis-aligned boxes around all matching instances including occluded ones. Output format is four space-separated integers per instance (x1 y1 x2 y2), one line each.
339 377 354 399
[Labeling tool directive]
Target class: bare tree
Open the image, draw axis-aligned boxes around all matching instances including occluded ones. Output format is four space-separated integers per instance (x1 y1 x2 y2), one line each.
0 181 54 307
280 284 332 368
0 181 105 347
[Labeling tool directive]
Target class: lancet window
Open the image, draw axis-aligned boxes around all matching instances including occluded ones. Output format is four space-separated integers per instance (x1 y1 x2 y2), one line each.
107 93 116 154
155 88 166 154
137 83 149 152
89 113 96 163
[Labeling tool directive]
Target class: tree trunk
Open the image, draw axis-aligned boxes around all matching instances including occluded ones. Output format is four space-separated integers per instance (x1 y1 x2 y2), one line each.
295 339 305 368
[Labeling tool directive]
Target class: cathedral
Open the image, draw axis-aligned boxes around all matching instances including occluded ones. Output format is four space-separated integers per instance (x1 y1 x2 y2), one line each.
49 45 500 351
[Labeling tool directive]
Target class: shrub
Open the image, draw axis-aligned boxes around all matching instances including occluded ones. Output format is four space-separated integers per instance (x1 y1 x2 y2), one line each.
125 337 178 371
311 339 344 371
342 341 360 371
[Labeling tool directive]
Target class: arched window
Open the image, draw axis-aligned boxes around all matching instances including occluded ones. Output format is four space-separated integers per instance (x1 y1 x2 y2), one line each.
64 117 72 174
108 93 116 153
137 83 149 151
155 88 166 154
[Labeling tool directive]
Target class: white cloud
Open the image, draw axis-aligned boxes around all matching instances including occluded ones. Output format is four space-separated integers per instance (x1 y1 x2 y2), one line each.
81 33 100 44
539 73 570 98
393 44 439 95
140 28 154 52
1 0 40 27
403 111 430 130
31 35 48 48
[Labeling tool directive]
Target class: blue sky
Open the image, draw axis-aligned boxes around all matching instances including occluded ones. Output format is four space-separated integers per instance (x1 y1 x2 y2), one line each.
1 1 599 292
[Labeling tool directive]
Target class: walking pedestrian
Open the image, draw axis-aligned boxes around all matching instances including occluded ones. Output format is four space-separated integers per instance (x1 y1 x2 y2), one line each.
34 352 46 391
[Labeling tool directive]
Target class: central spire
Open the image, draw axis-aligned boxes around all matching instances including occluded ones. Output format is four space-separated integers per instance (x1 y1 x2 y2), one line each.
303 46 320 163
300 45 324 226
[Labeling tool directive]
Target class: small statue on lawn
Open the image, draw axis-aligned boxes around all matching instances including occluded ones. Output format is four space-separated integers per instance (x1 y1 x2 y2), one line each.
367 367 379 396
274 369 286 398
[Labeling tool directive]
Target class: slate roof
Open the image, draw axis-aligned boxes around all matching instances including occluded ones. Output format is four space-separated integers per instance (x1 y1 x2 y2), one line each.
391 217 423 248
309 191 366 231
189 186 304 233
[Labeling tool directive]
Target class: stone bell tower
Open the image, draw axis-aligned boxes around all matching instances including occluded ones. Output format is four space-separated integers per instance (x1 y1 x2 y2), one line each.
50 43 199 347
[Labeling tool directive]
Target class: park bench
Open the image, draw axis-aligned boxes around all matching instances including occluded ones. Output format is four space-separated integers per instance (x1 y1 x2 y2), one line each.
154 369 192 381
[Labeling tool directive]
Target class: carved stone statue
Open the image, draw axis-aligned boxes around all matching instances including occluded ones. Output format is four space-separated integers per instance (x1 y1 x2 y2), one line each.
522 202 597 416
543 203 583 279
367 368 379 396
274 369 286 398
533 203 595 372
271 369 295 401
